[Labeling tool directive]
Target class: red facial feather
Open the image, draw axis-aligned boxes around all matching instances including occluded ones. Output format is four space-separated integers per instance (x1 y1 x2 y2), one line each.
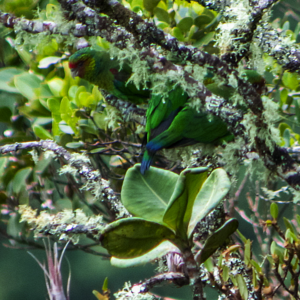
110 68 118 75
69 62 76 69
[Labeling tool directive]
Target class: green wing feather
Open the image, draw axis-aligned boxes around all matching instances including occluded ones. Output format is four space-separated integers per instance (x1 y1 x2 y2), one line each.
141 89 233 174
146 86 188 140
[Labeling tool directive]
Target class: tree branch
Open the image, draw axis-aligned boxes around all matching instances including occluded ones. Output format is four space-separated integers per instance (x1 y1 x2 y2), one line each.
0 140 129 217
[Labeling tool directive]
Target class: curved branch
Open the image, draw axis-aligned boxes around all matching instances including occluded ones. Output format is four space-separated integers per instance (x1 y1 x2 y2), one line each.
0 140 129 217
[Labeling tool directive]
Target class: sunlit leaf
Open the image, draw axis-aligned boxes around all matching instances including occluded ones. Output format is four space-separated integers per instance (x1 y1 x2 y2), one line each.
0 67 24 93
14 73 42 100
33 125 53 139
270 203 278 220
282 71 299 90
121 164 178 223
163 167 208 237
47 78 64 97
188 168 231 238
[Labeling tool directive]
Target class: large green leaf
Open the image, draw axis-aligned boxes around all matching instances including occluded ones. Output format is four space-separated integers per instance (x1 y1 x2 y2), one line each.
121 164 178 223
154 7 169 23
187 168 231 238
0 67 24 93
14 73 43 100
110 240 179 268
33 125 53 139
101 218 176 258
19 99 51 118
177 17 194 33
163 167 208 237
143 0 160 12
196 218 239 264
282 71 299 90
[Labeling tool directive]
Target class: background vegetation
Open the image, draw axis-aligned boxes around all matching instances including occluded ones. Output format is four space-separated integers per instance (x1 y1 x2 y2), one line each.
1 0 300 299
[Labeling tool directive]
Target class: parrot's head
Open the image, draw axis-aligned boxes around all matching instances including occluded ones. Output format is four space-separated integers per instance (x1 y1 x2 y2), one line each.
69 47 113 82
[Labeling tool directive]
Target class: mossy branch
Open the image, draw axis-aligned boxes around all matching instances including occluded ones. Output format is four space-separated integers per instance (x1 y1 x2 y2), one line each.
0 140 129 217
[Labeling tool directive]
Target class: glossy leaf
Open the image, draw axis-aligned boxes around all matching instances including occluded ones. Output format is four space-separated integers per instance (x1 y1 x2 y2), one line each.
143 0 160 12
282 71 299 90
157 21 169 29
283 217 296 234
163 167 208 236
47 78 64 97
177 17 194 33
111 241 179 268
270 202 278 220
270 241 284 263
121 164 178 223
33 125 53 139
171 27 185 41
203 257 213 272
154 7 169 23
93 112 107 130
251 259 262 273
279 123 291 136
236 274 248 300
0 67 24 93
59 123 75 135
47 98 60 113
79 124 97 135
101 218 176 258
244 239 251 266
196 218 238 264
14 73 42 100
194 10 215 28
222 265 229 282
188 168 231 238
102 278 108 292
280 89 288 106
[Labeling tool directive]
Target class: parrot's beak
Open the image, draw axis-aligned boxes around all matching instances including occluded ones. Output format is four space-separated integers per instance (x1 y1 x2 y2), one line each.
70 69 77 78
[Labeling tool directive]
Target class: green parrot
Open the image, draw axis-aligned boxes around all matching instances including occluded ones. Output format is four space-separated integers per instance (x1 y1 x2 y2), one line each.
140 85 233 174
68 47 150 104
140 70 265 174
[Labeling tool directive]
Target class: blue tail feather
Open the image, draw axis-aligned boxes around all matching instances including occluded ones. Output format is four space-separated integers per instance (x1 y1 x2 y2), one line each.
140 150 154 174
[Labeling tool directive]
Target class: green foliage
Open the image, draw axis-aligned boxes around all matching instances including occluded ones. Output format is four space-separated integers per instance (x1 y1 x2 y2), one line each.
195 219 239 264
2 0 300 299
270 202 278 220
101 165 235 266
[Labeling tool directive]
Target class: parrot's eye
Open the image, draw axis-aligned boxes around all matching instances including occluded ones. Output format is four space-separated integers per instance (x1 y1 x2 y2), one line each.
77 61 84 68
